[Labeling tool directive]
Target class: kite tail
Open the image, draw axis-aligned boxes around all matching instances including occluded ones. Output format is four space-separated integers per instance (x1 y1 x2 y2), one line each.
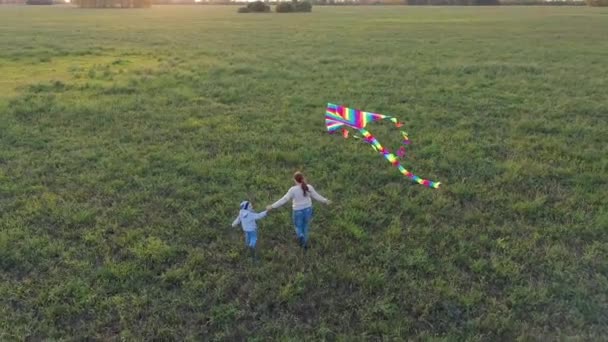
360 129 440 189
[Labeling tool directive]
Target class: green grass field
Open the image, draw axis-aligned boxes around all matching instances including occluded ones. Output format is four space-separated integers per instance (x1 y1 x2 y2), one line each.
1 5 607 340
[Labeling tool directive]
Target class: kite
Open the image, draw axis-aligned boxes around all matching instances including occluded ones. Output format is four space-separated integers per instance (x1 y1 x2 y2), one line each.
325 103 440 189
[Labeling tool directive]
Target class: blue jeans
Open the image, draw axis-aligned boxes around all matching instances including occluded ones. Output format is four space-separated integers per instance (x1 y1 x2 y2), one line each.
293 207 313 243
244 230 257 248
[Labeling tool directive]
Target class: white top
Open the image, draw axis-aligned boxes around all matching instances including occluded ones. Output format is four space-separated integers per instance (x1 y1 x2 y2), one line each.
231 209 267 232
271 184 329 211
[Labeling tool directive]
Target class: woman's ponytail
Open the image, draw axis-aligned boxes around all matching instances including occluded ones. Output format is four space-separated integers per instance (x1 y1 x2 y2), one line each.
294 172 309 196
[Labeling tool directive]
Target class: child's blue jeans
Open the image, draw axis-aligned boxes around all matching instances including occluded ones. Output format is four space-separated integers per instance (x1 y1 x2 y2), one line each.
244 230 257 248
293 207 313 243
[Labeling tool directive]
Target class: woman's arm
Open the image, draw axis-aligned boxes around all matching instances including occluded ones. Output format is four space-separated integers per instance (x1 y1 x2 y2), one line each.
309 185 330 204
270 189 293 209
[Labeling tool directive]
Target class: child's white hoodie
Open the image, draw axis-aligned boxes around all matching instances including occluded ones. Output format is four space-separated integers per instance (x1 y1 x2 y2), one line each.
231 201 267 232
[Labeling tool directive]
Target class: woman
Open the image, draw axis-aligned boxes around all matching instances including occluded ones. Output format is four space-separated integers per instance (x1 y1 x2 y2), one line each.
267 171 331 250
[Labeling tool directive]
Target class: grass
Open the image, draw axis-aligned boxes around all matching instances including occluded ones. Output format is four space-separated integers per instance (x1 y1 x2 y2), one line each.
1 4 607 340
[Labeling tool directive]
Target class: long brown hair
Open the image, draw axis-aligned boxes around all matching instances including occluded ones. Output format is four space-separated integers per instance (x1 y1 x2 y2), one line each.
294 171 309 196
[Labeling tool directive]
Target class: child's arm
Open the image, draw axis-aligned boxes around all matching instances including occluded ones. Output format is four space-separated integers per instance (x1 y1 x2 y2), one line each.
253 210 268 220
231 214 241 227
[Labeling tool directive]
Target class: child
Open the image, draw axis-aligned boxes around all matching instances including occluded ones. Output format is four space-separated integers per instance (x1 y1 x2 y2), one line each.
231 200 268 260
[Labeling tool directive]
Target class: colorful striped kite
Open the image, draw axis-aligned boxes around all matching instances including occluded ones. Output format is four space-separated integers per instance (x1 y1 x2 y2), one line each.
325 103 440 189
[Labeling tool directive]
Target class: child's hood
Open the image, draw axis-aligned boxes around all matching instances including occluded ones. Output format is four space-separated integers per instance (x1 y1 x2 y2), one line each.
239 201 254 219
